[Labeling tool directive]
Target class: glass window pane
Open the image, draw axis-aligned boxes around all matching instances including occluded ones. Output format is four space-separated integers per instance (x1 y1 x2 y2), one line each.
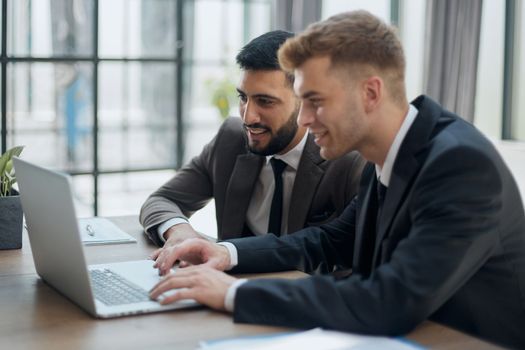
322 0 391 23
187 65 240 121
7 62 94 172
400 0 426 101
98 170 175 216
512 1 525 141
188 0 244 62
474 0 505 139
98 62 176 171
99 0 177 58
72 175 94 217
245 1 272 42
183 64 238 161
184 121 224 164
8 0 94 57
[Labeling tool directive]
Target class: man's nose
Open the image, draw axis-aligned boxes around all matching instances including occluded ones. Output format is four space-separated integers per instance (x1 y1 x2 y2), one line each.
297 102 314 128
241 100 260 125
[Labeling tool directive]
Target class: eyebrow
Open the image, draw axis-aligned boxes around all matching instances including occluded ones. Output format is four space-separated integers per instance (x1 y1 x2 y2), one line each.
300 91 321 99
236 88 282 102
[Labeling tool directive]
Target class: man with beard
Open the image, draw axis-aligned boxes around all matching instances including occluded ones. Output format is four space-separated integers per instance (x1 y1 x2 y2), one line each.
140 31 364 268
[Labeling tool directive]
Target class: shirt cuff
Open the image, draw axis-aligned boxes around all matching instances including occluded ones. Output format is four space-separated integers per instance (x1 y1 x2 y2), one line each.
217 242 238 270
157 217 189 243
224 279 248 312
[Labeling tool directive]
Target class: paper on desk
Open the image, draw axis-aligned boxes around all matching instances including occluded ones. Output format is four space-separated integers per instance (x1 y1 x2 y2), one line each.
199 328 425 350
78 217 137 245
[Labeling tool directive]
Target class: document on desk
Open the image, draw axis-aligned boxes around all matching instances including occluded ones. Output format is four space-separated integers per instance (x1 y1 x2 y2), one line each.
78 217 137 245
199 328 425 350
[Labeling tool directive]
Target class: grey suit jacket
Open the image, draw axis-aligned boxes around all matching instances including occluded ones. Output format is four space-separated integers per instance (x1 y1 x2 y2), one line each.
228 96 525 349
140 117 365 246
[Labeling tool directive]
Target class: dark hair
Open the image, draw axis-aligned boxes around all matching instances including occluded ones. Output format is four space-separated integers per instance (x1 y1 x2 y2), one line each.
236 30 295 84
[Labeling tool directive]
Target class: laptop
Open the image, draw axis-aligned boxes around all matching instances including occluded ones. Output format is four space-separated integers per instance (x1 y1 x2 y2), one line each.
13 157 198 318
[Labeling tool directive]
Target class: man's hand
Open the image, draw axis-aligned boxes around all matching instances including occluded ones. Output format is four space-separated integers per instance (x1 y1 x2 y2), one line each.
149 223 213 262
165 223 204 244
152 238 231 276
149 265 236 310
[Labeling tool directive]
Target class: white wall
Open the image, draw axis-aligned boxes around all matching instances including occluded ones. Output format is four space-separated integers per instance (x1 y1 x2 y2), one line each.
496 142 525 199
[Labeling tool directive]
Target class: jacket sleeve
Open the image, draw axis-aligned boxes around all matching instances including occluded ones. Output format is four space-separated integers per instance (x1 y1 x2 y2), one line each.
139 124 222 246
228 197 357 274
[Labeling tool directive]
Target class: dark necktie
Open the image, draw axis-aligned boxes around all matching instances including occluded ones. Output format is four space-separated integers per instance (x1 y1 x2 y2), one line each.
362 177 388 276
268 158 287 235
376 179 387 234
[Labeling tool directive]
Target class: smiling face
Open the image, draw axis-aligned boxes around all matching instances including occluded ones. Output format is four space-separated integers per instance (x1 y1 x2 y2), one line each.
237 69 304 156
294 56 369 160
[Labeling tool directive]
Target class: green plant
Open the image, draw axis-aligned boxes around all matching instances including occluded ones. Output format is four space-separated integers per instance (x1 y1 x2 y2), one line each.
0 146 24 197
205 76 238 120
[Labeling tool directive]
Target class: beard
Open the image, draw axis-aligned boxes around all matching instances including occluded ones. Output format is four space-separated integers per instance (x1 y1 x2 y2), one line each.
246 109 299 156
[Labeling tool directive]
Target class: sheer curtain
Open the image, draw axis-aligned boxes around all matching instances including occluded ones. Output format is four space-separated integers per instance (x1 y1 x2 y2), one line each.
423 0 483 122
271 0 321 32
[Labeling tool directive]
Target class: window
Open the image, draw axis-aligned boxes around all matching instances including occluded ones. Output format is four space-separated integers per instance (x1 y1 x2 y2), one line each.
3 0 522 218
1 0 271 217
474 0 505 139
183 0 271 163
473 0 525 143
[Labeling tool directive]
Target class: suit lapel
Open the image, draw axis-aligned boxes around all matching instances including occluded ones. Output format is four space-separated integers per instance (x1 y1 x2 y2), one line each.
353 163 378 276
287 135 324 233
372 96 442 265
221 153 263 239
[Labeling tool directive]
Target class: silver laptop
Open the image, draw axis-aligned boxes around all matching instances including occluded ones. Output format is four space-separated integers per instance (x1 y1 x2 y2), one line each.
13 157 198 318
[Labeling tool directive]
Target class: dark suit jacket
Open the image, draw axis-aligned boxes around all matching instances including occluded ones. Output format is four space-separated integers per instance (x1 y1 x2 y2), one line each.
228 96 525 349
140 117 365 246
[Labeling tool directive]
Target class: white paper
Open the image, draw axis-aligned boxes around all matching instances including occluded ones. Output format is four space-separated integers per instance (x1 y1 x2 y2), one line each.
78 217 137 245
199 328 425 350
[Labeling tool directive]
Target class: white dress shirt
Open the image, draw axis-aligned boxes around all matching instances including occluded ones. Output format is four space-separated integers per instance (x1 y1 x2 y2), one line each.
223 104 420 312
157 217 190 242
375 104 418 185
246 131 308 235
157 131 308 242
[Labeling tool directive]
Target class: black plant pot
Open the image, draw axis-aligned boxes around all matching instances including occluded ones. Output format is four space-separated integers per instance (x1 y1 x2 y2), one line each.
0 190 23 250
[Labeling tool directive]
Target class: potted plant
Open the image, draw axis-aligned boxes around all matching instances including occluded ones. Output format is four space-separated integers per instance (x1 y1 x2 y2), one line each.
0 146 24 249
205 74 238 120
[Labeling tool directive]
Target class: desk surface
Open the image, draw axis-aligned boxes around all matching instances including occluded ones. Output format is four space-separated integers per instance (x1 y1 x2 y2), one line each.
0 216 504 350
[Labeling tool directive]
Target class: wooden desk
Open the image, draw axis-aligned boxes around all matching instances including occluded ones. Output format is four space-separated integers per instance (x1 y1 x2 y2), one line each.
0 216 504 349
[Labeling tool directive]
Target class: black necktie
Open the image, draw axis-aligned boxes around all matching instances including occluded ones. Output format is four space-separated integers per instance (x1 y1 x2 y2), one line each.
376 179 387 234
268 158 287 235
362 177 388 276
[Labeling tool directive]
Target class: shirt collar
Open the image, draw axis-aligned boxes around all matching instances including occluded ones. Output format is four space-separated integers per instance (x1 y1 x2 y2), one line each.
266 131 308 171
375 104 419 187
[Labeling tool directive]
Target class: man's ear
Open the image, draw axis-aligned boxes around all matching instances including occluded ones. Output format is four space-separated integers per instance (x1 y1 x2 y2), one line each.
362 76 383 113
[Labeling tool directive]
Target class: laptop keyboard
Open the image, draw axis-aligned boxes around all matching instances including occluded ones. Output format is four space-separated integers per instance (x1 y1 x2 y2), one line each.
90 269 150 306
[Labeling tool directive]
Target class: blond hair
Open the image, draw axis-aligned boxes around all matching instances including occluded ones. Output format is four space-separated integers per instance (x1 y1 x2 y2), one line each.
278 10 406 104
